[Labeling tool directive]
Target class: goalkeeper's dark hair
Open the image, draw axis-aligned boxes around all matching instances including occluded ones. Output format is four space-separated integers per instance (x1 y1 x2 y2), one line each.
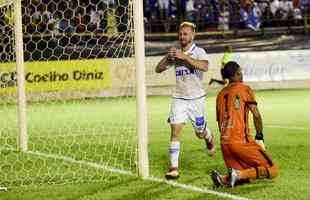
222 61 240 82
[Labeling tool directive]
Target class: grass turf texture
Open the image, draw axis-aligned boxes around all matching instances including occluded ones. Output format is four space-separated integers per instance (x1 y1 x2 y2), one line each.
0 89 310 200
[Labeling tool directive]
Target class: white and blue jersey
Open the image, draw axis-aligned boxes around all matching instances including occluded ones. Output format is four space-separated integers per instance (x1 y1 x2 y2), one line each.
173 43 208 100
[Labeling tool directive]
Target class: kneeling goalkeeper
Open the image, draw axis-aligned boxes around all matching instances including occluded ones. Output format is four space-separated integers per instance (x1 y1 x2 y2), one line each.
211 61 279 187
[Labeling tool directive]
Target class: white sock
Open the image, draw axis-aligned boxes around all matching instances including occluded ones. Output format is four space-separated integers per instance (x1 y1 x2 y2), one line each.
169 141 180 168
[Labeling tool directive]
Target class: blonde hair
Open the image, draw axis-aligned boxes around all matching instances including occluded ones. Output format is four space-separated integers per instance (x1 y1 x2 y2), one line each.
179 21 196 32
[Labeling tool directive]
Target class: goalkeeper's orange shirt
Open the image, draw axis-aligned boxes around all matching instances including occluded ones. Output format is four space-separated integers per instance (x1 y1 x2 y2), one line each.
216 82 257 144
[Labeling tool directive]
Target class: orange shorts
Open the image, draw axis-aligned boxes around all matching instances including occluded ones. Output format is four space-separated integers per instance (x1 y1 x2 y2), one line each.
221 140 274 170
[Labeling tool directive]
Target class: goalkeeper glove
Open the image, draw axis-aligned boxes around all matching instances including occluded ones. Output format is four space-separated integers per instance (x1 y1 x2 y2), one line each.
255 133 265 150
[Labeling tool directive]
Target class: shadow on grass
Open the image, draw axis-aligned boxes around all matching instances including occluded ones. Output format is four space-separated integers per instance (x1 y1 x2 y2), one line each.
211 179 276 195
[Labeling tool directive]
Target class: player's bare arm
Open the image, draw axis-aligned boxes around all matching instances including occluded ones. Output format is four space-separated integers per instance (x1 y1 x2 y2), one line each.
248 103 265 149
174 51 209 72
248 104 263 134
155 47 176 73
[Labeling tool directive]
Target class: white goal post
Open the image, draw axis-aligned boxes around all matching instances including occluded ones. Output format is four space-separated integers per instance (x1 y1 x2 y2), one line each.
14 0 27 152
133 0 149 178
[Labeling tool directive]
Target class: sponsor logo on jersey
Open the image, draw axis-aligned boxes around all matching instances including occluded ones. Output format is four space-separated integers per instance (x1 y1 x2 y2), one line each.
195 116 205 126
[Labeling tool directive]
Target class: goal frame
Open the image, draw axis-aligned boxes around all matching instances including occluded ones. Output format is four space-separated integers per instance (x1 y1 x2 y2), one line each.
13 0 149 178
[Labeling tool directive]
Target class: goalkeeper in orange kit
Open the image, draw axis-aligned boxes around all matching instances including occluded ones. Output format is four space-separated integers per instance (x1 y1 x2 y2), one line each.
211 61 279 187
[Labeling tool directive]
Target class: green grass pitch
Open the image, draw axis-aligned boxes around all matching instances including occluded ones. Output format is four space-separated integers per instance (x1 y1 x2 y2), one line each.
0 89 310 200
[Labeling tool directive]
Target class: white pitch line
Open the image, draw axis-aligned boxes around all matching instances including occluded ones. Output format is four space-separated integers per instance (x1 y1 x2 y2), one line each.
25 150 250 200
265 125 310 131
26 150 132 176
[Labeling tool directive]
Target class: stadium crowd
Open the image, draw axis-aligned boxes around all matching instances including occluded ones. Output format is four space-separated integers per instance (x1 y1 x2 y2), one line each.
1 0 128 35
144 0 310 32
0 0 309 34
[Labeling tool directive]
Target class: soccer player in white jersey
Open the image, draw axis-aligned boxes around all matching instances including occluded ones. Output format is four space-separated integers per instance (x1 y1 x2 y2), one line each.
155 22 215 179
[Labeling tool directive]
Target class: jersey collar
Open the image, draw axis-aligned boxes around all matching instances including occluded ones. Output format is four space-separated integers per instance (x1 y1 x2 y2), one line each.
183 43 196 54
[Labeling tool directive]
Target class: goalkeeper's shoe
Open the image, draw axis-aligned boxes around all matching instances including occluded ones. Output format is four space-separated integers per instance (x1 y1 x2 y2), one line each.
165 167 179 180
228 168 240 188
205 133 215 156
0 186 7 192
210 170 226 187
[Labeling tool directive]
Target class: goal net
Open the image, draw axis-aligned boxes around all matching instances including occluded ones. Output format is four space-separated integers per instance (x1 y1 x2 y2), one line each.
0 0 144 187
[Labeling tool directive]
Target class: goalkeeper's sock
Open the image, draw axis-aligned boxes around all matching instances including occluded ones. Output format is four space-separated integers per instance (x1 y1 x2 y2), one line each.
239 165 279 180
169 141 180 168
238 168 257 180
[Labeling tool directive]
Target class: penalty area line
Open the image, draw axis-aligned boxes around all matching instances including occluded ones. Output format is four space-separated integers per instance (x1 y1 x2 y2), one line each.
26 150 250 200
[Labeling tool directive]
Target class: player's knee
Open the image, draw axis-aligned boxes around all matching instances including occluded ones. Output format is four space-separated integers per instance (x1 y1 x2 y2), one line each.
170 125 182 140
171 131 179 140
268 164 279 179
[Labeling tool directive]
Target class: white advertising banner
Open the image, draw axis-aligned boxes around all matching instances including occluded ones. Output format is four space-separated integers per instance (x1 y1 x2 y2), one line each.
234 50 310 82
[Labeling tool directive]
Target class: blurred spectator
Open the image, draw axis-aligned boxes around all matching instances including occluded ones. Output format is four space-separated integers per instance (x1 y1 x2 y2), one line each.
293 0 301 8
168 0 177 19
203 0 219 30
158 0 169 20
279 0 294 20
294 7 303 20
292 0 303 21
194 0 208 25
207 0 221 29
75 3 87 33
300 0 310 17
89 6 100 32
186 0 196 21
42 5 53 32
218 0 230 31
227 0 241 29
75 12 86 33
257 0 269 15
148 0 158 20
31 5 42 32
270 0 280 17
53 13 60 34
301 0 310 8
168 0 177 18
178 0 187 21
58 5 74 34
168 0 178 32
240 2 262 31
241 0 253 8
158 0 170 31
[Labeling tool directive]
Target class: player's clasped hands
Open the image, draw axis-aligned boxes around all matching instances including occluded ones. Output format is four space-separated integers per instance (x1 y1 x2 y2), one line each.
167 47 187 61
